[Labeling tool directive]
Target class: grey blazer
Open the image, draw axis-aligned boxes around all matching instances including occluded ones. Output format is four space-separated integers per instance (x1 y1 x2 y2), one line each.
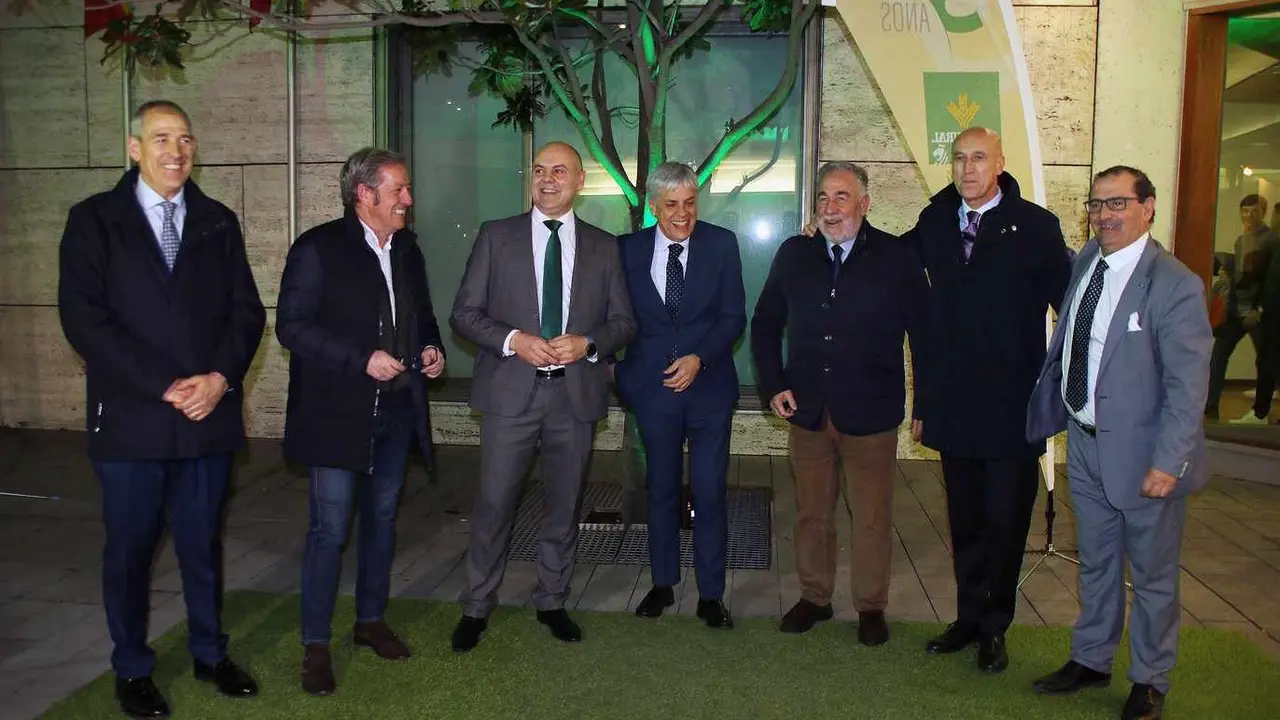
450 212 636 422
1026 237 1213 510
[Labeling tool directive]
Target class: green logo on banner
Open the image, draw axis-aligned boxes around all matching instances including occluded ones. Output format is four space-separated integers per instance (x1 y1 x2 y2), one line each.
924 72 1001 165
929 0 983 34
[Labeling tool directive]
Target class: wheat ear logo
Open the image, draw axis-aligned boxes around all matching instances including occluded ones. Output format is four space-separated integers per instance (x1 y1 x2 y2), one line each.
946 93 981 128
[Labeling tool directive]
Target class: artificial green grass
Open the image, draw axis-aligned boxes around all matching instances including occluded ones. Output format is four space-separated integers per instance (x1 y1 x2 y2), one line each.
43 591 1280 719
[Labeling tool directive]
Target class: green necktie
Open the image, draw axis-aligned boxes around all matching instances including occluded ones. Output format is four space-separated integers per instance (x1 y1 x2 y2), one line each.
540 219 563 340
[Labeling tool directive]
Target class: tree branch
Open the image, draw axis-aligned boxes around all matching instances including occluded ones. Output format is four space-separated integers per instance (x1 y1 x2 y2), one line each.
663 0 729 63
592 48 627 185
512 25 639 204
211 0 506 32
549 23 592 129
694 0 819 184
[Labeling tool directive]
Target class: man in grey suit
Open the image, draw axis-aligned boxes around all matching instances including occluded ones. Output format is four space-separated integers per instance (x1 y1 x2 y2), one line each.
1026 166 1212 720
449 141 636 652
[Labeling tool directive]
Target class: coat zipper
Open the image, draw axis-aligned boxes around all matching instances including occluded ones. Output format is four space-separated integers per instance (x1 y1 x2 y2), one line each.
93 402 104 433
368 317 382 475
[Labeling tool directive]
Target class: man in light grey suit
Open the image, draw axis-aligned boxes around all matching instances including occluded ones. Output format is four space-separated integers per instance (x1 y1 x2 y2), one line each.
1026 166 1211 720
448 141 636 652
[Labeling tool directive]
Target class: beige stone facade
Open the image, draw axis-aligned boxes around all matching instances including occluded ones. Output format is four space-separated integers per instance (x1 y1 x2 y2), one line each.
0 1 1189 459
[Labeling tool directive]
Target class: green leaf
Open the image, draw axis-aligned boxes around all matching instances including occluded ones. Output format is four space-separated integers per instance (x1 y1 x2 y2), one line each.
739 0 791 33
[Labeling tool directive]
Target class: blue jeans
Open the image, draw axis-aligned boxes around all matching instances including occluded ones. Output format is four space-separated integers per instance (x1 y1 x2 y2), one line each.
300 421 412 645
94 454 232 677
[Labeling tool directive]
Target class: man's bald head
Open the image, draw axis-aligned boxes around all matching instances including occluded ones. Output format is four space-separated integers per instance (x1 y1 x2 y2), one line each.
951 126 1005 206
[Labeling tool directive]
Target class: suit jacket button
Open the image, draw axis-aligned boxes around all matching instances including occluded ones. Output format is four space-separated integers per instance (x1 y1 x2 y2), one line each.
823 335 833 341
823 366 830 373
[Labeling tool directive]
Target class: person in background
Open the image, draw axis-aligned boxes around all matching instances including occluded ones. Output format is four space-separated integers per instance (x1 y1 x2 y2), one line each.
1207 194 1276 423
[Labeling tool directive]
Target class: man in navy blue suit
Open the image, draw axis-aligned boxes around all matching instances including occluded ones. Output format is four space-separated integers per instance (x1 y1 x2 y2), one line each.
615 161 746 628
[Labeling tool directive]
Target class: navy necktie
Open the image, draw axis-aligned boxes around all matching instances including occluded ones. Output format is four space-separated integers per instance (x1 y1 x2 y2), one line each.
665 243 685 319
830 244 844 295
1065 258 1109 412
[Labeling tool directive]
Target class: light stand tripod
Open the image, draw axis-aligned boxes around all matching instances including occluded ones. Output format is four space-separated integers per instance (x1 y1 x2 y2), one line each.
0 491 60 500
1018 486 1078 589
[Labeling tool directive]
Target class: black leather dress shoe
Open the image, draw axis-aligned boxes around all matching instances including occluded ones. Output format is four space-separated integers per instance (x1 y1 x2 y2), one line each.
779 599 833 634
635 586 675 619
115 676 171 718
451 615 488 653
1032 660 1112 695
193 659 258 698
857 611 889 646
925 621 978 654
696 599 734 629
1121 683 1165 720
537 609 583 642
977 634 1008 672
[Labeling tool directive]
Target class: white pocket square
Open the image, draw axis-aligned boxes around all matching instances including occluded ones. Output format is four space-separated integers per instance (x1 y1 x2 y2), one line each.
1127 311 1142 332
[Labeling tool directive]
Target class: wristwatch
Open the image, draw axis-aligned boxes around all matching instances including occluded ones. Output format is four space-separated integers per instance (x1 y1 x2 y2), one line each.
585 340 598 358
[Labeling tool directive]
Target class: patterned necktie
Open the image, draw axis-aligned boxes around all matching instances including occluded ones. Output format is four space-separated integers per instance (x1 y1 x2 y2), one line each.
961 210 980 261
159 200 181 271
1065 257 1109 413
665 243 685 320
540 219 563 340
830 244 844 295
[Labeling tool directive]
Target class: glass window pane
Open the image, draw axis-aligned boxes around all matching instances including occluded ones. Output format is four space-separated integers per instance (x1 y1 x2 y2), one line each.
1208 11 1280 427
410 44 527 378
534 34 805 384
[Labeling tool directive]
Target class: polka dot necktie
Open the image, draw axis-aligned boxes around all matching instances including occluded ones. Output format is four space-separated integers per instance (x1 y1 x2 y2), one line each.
1065 258 1109 412
665 243 685 320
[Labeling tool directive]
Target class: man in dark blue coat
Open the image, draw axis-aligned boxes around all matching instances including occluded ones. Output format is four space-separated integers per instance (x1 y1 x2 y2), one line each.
616 162 746 629
276 147 445 696
909 127 1071 673
754 162 925 645
58 100 265 718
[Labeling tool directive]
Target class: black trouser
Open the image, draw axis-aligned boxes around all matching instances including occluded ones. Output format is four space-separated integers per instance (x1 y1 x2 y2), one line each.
1254 313 1279 418
940 455 1041 637
1207 315 1263 414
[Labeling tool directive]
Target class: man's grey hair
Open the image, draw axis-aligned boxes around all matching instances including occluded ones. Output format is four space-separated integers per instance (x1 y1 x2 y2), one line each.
646 161 699 200
340 147 407 207
817 161 869 195
130 100 192 138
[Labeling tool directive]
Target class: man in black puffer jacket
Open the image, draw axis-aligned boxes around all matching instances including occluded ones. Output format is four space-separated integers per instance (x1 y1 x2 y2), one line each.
908 127 1071 673
276 147 445 696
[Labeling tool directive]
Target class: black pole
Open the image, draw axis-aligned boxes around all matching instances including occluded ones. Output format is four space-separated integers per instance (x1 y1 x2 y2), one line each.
1044 488 1056 547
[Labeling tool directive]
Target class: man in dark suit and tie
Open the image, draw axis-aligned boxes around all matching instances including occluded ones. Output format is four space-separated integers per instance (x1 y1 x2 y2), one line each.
909 127 1072 672
753 162 924 644
449 142 636 651
58 100 264 718
1027 166 1212 720
276 148 446 695
616 162 746 629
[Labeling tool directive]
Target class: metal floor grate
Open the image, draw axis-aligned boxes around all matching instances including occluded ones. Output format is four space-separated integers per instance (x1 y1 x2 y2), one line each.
506 482 772 570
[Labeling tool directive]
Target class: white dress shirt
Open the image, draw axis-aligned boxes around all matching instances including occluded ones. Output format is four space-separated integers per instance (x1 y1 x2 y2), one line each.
359 219 397 325
650 226 688 303
502 207 578 369
1061 233 1149 426
135 178 186 249
957 189 1003 230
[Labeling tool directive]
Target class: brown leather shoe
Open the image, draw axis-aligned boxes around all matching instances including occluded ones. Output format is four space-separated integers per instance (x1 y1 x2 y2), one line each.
301 644 335 696
353 620 412 660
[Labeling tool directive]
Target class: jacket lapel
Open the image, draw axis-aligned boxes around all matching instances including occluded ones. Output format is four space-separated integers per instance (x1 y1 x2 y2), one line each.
675 222 712 320
565 222 591 333
173 183 224 275
1097 237 1159 378
514 213 541 330
633 227 668 322
110 171 174 287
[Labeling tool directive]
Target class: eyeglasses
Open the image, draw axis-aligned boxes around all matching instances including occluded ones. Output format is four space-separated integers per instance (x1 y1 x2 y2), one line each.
1084 196 1140 213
